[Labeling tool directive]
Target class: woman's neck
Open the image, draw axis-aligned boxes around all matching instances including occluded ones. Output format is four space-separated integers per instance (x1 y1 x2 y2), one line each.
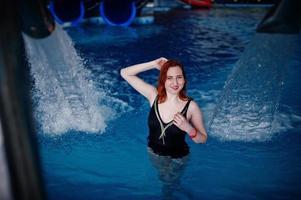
165 93 180 103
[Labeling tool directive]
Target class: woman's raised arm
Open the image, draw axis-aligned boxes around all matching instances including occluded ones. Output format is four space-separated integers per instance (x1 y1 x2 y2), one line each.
120 58 167 104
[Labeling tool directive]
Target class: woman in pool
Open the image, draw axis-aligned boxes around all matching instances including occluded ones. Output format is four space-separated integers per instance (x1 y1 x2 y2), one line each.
121 57 207 197
121 58 207 157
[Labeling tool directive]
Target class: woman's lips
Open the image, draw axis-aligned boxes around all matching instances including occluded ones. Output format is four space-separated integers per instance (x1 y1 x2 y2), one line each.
171 86 179 90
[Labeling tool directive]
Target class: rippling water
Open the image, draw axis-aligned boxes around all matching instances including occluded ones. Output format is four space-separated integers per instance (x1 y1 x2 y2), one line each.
27 7 301 200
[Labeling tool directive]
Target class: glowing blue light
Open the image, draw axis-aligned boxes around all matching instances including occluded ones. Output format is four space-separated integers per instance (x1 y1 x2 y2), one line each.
48 1 85 26
100 1 136 26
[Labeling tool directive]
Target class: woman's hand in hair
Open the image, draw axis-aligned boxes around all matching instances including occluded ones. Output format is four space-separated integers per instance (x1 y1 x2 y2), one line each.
154 57 168 70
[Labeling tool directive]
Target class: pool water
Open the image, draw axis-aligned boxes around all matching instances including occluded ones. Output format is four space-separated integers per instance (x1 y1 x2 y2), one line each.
26 7 301 200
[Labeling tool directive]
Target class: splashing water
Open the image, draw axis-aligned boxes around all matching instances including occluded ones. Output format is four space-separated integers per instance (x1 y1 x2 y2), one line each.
209 33 299 142
23 25 115 135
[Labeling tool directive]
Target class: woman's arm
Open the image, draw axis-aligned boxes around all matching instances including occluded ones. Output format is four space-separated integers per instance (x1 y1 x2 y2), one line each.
188 101 208 143
120 58 167 104
173 101 207 143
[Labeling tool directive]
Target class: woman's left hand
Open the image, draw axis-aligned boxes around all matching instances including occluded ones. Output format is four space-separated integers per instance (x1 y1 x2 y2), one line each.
173 113 193 133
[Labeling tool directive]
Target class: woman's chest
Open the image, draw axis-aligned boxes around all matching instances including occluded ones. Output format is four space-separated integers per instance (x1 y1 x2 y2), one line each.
158 103 188 123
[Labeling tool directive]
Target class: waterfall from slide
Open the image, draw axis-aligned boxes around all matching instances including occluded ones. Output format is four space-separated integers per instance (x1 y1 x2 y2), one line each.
209 33 299 142
23 25 114 135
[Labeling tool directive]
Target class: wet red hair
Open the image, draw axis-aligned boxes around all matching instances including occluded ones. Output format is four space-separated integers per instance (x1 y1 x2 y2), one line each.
157 60 188 103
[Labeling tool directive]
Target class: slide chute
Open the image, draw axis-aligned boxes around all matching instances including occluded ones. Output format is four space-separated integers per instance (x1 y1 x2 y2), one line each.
179 0 212 9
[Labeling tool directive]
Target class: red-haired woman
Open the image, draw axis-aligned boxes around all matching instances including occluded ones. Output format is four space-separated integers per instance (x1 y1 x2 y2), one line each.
121 58 207 155
121 58 207 196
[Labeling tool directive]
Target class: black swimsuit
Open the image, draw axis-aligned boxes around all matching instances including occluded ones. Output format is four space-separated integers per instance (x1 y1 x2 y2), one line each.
147 96 192 158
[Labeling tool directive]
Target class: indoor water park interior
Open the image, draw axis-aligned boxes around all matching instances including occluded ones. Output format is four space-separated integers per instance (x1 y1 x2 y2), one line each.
1 0 301 200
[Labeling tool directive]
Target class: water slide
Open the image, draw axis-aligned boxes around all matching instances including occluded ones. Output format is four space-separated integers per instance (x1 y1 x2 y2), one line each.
48 0 149 26
0 0 54 199
179 0 212 8
48 0 85 26
100 0 137 26
256 0 301 34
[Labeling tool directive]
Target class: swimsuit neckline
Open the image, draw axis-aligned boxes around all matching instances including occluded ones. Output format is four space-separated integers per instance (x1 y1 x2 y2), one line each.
156 98 189 125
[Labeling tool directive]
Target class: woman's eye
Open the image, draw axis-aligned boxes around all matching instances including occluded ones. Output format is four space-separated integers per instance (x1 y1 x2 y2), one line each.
167 77 172 80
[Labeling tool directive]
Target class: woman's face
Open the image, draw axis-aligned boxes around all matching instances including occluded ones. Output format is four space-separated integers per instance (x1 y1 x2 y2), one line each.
164 66 185 95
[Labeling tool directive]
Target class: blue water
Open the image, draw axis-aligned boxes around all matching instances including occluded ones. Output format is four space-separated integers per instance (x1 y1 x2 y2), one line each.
26 7 301 200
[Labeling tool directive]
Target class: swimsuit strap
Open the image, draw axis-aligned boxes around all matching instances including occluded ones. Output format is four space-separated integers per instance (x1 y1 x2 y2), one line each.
180 98 192 116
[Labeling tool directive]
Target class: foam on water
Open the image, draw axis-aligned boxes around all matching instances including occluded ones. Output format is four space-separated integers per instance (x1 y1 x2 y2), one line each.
208 33 300 142
23 25 124 135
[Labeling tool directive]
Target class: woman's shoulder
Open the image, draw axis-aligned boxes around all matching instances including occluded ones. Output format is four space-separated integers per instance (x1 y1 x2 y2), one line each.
187 96 194 102
149 90 158 106
187 99 201 111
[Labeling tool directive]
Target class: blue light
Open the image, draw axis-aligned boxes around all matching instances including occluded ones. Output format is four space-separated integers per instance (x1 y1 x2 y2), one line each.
48 1 85 26
100 1 137 26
